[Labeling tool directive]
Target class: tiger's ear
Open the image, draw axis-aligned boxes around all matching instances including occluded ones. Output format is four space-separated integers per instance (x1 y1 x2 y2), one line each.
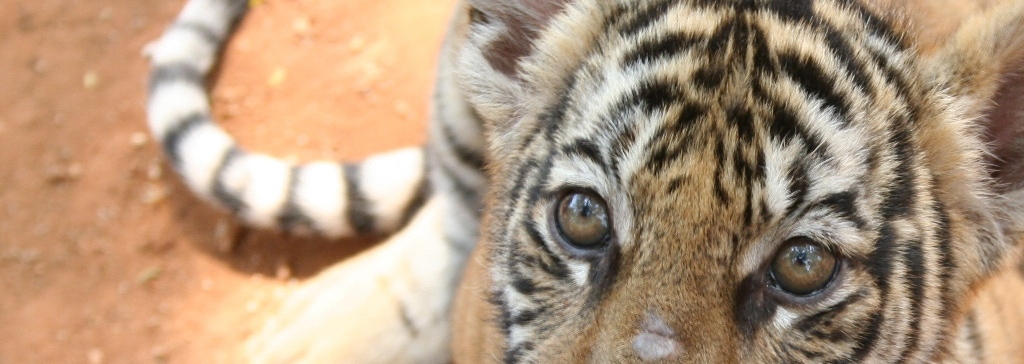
456 0 575 129
463 0 570 77
928 2 1024 192
924 3 1024 246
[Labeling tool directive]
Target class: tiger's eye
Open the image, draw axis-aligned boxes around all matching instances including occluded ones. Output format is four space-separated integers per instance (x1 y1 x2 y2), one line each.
769 237 837 296
555 191 610 248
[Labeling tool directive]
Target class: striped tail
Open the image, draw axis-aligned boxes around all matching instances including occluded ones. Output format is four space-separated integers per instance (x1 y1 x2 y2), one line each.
145 0 430 237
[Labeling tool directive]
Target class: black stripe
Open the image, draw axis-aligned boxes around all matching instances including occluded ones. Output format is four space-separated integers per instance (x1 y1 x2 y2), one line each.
276 166 319 234
846 1 903 48
561 138 607 173
609 125 636 182
149 62 205 95
524 221 570 280
713 139 730 203
621 31 700 68
440 122 486 170
755 82 814 148
850 221 896 361
504 341 534 364
490 288 513 337
933 199 955 318
211 146 247 214
796 291 866 343
776 51 853 124
862 45 914 107
821 28 873 94
432 147 483 209
881 127 916 218
398 166 432 228
342 163 375 234
762 0 815 22
818 191 866 229
616 0 677 36
510 308 540 326
161 112 208 168
785 161 809 216
896 239 926 362
643 103 705 173
502 156 544 224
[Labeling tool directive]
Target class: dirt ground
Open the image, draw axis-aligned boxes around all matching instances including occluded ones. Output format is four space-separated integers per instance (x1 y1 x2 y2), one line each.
0 0 452 362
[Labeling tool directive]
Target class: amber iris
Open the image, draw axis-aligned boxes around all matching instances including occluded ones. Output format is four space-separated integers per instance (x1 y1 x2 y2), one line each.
555 191 610 248
769 237 837 296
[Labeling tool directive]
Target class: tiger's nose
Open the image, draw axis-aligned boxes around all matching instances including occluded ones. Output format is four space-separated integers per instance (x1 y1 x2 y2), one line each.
633 310 684 361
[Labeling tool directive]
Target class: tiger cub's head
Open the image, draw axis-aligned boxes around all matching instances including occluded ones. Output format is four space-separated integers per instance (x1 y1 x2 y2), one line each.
456 0 1024 362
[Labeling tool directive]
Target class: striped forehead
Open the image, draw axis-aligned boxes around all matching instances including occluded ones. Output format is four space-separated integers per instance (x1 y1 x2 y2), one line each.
546 0 908 187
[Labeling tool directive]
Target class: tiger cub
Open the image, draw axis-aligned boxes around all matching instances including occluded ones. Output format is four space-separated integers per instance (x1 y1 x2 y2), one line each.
452 0 1024 362
147 0 1024 363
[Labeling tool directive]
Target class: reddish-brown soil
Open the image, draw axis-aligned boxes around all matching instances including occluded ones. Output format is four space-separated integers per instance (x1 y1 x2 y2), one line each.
0 0 451 362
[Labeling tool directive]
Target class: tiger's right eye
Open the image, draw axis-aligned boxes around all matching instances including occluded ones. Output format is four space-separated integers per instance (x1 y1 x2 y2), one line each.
554 191 611 249
768 237 838 296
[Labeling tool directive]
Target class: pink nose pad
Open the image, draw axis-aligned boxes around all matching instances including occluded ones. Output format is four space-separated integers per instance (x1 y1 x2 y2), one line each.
633 311 684 361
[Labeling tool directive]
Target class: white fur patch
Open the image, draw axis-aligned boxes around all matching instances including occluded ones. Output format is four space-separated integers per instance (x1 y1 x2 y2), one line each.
633 311 683 361
147 82 210 140
359 148 425 232
219 153 291 226
175 123 232 199
771 306 798 331
149 28 217 70
294 162 348 236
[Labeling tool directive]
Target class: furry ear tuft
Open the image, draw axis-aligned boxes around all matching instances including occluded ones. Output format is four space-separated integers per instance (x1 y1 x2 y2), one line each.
929 2 1024 192
922 2 1024 269
929 2 1024 190
465 0 570 77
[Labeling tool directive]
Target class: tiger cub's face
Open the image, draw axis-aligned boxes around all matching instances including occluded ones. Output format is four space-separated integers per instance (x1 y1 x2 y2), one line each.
460 0 1024 362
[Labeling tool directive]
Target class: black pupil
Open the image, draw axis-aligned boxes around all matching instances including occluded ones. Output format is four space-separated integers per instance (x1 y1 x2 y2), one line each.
557 192 609 248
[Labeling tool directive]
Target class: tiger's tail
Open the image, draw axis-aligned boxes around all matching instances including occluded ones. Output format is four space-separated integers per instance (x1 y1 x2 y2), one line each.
145 0 430 237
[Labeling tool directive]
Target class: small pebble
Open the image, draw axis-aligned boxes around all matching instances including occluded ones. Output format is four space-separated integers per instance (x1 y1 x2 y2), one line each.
142 183 169 205
66 163 82 178
268 67 287 87
136 266 163 285
349 35 365 52
98 7 113 21
45 164 80 183
88 348 104 364
151 345 170 362
83 71 100 89
31 58 47 74
292 17 312 36
130 132 148 147
147 161 162 180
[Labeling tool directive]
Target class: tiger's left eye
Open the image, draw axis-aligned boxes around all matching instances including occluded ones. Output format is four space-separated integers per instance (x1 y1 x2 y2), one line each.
554 190 611 249
768 237 838 296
